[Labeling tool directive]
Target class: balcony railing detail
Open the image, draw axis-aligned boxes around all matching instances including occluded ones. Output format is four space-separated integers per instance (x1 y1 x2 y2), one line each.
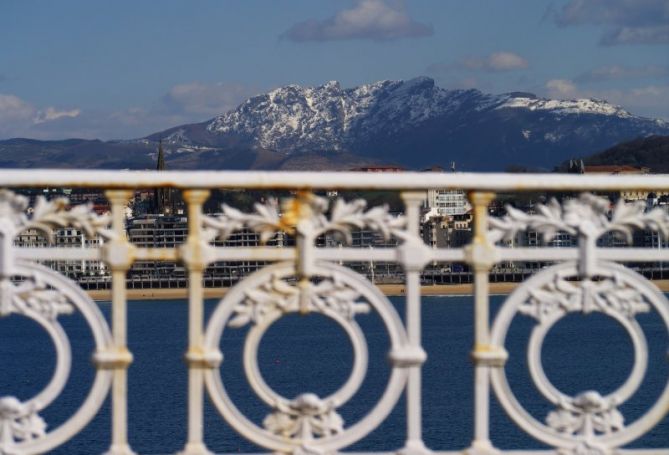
0 190 115 455
487 193 669 455
0 170 667 455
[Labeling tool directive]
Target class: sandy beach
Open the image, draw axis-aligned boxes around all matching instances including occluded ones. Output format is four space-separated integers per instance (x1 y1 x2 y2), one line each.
86 280 669 301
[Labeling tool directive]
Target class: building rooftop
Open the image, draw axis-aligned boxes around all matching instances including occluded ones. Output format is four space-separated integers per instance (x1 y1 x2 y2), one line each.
584 164 650 174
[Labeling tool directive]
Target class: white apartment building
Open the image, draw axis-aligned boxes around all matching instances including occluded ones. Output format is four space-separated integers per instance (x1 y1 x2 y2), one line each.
423 188 470 220
16 228 108 279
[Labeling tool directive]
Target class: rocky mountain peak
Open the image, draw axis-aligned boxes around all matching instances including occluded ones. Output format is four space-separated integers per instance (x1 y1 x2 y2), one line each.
205 77 472 153
154 77 669 170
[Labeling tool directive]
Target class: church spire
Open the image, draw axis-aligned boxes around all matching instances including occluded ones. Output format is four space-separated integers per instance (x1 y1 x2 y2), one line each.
156 140 166 171
154 140 173 214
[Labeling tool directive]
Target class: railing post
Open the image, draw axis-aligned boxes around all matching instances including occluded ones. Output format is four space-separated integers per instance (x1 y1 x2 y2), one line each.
103 189 136 455
465 192 500 455
178 189 213 455
398 191 430 455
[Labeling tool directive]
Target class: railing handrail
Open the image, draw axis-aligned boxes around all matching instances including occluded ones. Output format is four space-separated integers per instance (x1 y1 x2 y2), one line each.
1 169 668 191
1 173 668 455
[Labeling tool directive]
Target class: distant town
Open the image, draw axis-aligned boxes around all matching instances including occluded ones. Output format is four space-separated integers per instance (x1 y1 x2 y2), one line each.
13 144 669 291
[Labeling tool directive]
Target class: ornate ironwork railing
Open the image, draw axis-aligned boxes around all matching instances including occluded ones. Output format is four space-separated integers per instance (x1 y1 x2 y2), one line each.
0 169 668 455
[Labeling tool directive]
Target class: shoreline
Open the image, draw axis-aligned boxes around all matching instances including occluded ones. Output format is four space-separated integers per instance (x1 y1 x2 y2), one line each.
87 279 669 301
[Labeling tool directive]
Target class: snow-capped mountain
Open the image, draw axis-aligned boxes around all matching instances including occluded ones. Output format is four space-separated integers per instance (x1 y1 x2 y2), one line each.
148 76 667 170
205 77 648 151
2 77 668 171
204 77 476 152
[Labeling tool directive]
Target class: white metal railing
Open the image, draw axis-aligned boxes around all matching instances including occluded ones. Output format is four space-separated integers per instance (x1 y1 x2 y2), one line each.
0 170 668 455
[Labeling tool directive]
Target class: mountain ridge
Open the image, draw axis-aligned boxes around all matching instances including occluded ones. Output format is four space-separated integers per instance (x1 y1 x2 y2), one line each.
1 77 668 171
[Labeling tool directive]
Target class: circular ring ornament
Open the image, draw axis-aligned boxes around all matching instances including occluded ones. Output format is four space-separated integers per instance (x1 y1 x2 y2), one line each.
243 303 369 409
204 261 411 453
526 299 647 410
490 261 669 452
0 261 113 455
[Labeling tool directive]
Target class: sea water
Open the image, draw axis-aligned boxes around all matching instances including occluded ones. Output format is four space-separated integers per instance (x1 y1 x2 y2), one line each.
1 295 667 454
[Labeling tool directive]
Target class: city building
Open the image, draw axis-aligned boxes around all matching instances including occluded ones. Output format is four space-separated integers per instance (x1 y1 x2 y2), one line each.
12 185 669 289
16 228 110 288
422 164 471 219
350 165 405 172
127 214 285 289
568 160 659 201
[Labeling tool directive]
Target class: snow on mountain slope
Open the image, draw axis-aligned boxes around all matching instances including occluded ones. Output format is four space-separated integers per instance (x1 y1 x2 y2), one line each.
4 78 667 172
205 77 496 152
202 77 667 157
497 96 632 117
138 76 669 170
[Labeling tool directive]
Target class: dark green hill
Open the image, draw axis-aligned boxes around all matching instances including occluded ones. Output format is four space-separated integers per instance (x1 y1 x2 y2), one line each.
559 135 669 173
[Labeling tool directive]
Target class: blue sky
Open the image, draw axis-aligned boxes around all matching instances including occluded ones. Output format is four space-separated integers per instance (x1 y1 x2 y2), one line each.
1 0 667 139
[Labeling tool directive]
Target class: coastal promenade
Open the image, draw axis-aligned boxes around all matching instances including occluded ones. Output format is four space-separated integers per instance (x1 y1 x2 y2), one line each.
86 279 669 300
1 169 668 455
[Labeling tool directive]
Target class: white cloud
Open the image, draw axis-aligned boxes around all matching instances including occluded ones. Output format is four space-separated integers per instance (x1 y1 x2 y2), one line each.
33 107 81 124
429 51 529 75
454 77 479 89
550 0 669 45
575 64 669 83
283 0 432 42
543 79 669 119
0 94 34 123
489 52 528 71
596 85 669 119
162 82 256 116
0 82 259 140
601 24 669 45
0 93 82 138
545 79 578 98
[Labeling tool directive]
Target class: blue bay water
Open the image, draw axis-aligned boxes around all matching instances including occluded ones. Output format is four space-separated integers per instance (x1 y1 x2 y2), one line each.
1 295 668 454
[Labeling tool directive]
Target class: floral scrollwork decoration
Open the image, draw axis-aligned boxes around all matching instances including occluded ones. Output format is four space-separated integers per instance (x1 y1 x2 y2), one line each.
324 197 406 243
0 189 113 243
263 393 344 440
203 198 282 244
519 271 650 323
488 192 669 244
547 391 624 437
228 273 370 328
0 272 74 321
558 441 612 455
203 192 406 244
0 396 47 444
